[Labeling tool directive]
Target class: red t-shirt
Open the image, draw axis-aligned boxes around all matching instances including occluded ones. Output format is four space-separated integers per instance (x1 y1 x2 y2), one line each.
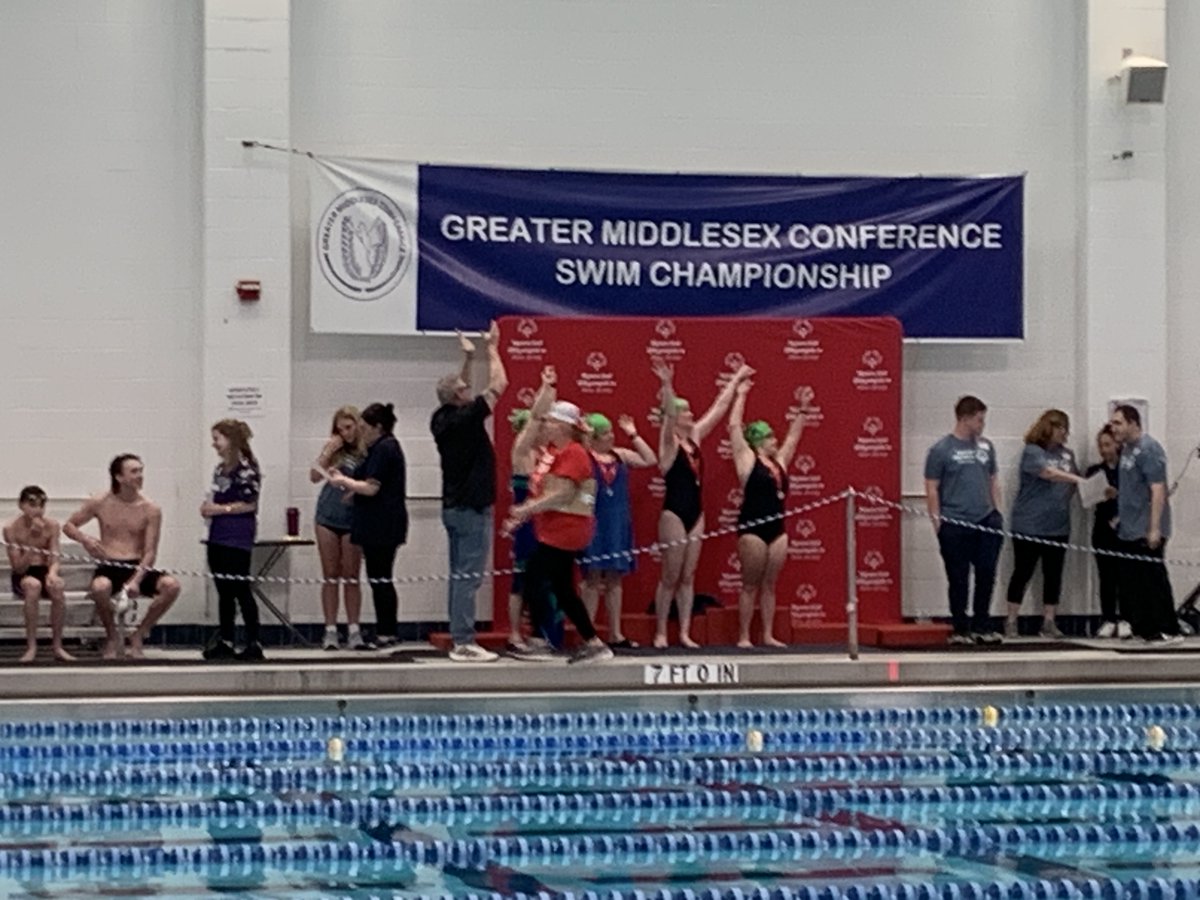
530 441 596 551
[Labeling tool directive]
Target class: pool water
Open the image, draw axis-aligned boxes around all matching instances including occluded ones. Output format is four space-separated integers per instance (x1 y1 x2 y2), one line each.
1 700 1200 898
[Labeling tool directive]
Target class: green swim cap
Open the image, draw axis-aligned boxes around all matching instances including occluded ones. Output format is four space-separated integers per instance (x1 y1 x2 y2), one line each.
509 408 532 434
672 397 691 413
585 413 612 434
744 420 774 448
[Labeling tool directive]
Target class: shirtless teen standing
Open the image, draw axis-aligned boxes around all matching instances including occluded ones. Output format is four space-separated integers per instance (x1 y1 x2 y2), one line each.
3 486 74 663
64 454 181 659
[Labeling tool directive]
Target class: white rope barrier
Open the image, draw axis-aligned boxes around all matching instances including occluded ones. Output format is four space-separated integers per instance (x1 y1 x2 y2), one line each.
0 490 853 588
2 488 1188 590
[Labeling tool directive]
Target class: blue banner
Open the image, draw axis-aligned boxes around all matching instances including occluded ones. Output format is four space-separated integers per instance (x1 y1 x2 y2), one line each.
416 166 1023 339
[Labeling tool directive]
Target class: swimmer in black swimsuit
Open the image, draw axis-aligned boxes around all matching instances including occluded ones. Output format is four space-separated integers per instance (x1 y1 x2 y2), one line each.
729 379 811 648
652 358 756 648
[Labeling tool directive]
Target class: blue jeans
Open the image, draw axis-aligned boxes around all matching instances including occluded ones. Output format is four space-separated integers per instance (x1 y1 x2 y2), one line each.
442 506 491 645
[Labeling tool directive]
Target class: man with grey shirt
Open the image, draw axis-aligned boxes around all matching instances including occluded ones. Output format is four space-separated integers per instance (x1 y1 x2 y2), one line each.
924 396 1004 645
1108 404 1181 643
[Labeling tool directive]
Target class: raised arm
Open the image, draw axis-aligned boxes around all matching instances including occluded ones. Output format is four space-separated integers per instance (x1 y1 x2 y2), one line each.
482 321 508 407
777 387 812 471
457 331 475 389
654 360 680 473
727 380 756 484
311 435 343 483
694 363 755 442
511 366 556 466
612 414 658 468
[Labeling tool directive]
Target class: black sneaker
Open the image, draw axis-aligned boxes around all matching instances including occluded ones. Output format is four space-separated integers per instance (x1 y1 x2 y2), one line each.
202 640 236 661
235 643 265 662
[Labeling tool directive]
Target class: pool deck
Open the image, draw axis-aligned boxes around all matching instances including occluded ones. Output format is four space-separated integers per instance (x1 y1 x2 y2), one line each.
0 636 1196 702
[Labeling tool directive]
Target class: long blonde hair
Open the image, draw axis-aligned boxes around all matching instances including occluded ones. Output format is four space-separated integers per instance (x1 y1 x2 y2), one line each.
330 405 366 465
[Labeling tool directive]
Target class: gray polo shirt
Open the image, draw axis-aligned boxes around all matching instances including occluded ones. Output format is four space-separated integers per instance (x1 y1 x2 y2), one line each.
1117 434 1171 542
1010 444 1078 537
924 433 998 524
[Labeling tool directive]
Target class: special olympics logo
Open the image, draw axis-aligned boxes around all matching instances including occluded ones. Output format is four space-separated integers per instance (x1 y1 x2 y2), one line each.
793 385 816 406
861 485 885 502
726 488 744 507
862 349 884 369
794 519 816 539
655 319 677 339
586 351 608 371
516 387 536 407
794 454 816 474
793 319 814 339
726 552 742 572
864 550 885 570
863 416 884 436
317 187 412 302
724 352 746 372
516 318 538 339
796 583 818 603
976 448 991 464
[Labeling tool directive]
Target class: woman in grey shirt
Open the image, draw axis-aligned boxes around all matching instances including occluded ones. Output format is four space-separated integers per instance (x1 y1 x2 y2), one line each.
1005 409 1086 639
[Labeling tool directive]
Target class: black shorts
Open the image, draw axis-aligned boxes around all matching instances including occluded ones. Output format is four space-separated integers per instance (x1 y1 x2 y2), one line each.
11 565 49 599
93 561 160 599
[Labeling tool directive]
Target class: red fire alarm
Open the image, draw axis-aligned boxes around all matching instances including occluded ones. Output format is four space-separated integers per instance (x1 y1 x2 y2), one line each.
236 280 261 301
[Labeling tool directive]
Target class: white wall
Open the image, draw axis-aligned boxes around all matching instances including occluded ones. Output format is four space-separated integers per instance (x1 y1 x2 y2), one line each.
1166 0 1200 594
288 0 1084 621
0 1 206 615
4 0 1192 628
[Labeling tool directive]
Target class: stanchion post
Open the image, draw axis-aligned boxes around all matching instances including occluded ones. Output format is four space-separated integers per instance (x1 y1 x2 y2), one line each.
845 488 859 661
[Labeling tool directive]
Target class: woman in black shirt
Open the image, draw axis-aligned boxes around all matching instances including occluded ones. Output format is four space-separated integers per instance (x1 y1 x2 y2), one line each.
328 402 408 647
1087 425 1123 637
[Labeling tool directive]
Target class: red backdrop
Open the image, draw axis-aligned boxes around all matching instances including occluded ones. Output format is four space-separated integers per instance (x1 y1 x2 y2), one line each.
493 316 902 639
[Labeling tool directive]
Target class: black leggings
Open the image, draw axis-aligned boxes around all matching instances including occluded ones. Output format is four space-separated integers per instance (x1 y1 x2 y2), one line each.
1006 535 1068 607
207 544 259 644
361 543 399 639
523 543 597 642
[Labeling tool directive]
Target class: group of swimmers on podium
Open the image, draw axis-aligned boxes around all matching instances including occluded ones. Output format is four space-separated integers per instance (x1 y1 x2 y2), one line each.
5 325 815 664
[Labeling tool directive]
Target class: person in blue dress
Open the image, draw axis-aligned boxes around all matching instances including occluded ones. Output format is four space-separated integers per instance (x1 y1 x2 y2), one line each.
580 412 656 648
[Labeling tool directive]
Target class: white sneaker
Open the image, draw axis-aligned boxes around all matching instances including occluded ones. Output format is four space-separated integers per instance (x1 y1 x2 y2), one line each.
322 629 340 651
449 642 500 663
1117 621 1133 639
347 629 368 651
1096 621 1117 638
1148 633 1185 646
568 642 615 665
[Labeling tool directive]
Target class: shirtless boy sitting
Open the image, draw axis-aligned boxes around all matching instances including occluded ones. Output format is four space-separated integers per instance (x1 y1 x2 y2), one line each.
64 454 181 659
3 486 74 663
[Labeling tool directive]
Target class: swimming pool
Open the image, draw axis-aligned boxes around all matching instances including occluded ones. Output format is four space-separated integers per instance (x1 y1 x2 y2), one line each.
2 690 1200 899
